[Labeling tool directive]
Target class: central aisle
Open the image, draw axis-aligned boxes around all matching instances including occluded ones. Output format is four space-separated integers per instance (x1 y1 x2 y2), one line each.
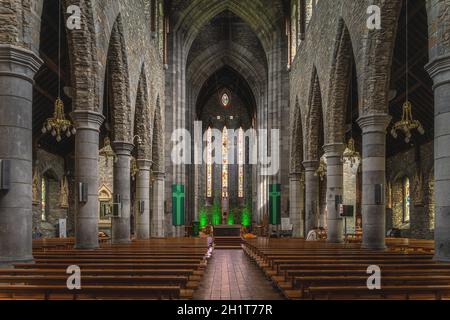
193 250 284 300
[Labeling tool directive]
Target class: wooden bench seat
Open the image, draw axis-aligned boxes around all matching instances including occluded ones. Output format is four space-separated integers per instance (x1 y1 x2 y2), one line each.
292 275 450 299
308 285 450 300
243 238 449 300
0 284 190 300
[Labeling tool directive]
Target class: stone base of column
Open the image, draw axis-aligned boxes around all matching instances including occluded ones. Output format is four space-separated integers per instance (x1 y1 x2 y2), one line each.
0 256 34 268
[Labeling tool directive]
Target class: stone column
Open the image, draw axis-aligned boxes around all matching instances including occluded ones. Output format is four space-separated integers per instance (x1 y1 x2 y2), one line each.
151 171 165 238
112 141 134 244
0 45 42 265
303 160 319 234
135 159 151 239
426 54 450 261
324 143 345 243
72 110 104 249
357 114 391 250
289 172 304 237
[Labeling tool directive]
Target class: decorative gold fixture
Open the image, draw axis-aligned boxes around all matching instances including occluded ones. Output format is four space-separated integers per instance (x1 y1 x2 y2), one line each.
343 137 360 168
59 176 69 209
41 98 76 142
315 159 327 181
32 169 40 205
131 157 139 179
391 0 425 144
391 101 425 143
99 137 117 166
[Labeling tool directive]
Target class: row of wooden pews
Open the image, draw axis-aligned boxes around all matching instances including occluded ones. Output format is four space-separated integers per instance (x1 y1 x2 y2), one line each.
244 238 450 300
0 238 208 300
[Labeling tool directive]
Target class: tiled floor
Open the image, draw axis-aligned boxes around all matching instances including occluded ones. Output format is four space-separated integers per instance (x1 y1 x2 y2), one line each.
193 250 284 300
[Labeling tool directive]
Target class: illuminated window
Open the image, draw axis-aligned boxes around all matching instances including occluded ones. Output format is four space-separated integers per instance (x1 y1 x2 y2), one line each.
206 127 213 198
403 177 410 223
41 177 48 222
238 127 244 198
222 127 228 198
221 93 230 107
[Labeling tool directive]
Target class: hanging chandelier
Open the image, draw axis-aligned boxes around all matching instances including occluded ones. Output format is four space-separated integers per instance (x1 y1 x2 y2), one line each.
99 137 117 166
343 137 360 168
41 97 76 142
41 1 75 142
315 159 327 181
391 101 424 143
391 0 425 144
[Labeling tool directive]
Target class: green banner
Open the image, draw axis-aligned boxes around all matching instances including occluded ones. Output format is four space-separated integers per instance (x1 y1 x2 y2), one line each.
269 184 281 225
172 184 185 226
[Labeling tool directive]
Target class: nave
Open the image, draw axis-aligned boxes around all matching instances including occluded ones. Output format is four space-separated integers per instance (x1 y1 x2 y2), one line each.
1 236 448 300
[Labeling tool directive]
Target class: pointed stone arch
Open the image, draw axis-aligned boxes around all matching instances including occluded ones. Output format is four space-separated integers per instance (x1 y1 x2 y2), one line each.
360 0 403 115
291 97 304 173
326 18 358 145
174 0 284 53
133 66 152 160
63 0 101 111
305 68 325 161
105 14 132 142
152 95 164 173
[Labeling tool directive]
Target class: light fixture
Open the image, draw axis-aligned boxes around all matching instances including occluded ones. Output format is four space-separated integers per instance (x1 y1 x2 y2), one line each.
99 137 117 166
343 137 360 168
391 0 425 144
41 1 75 142
41 97 76 142
315 159 327 181
391 101 425 143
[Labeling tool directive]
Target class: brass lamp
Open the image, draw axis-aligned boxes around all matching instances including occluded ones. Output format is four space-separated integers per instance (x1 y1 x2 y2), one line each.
41 97 76 142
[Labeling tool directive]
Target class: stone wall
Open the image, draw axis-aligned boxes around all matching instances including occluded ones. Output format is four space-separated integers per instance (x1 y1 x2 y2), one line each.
32 149 68 238
386 141 435 239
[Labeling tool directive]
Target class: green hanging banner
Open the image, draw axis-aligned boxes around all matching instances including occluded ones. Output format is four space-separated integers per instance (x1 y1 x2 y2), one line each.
269 184 281 225
172 184 185 226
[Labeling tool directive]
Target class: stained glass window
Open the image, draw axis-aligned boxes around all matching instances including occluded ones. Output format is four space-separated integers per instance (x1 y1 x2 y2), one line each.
206 127 213 198
41 177 47 221
403 177 410 223
238 127 244 198
222 127 228 198
221 93 230 107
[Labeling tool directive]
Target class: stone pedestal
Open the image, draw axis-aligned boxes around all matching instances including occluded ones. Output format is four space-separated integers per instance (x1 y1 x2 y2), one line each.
151 171 165 238
72 110 105 249
289 172 304 237
135 159 151 239
324 143 345 243
426 54 450 261
0 45 42 265
303 160 319 234
112 141 134 244
357 114 391 250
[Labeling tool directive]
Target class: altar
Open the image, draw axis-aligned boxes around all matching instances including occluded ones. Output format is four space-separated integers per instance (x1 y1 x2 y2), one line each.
213 224 241 237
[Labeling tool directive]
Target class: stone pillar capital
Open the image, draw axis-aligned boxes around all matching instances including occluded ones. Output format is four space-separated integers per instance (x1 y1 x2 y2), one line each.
425 53 450 89
357 113 391 133
323 143 346 157
71 110 105 131
153 171 166 180
303 160 319 171
112 141 134 155
137 159 152 170
289 171 303 180
0 44 43 81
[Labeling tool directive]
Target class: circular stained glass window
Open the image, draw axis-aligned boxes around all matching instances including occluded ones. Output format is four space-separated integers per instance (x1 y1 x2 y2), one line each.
221 93 230 107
